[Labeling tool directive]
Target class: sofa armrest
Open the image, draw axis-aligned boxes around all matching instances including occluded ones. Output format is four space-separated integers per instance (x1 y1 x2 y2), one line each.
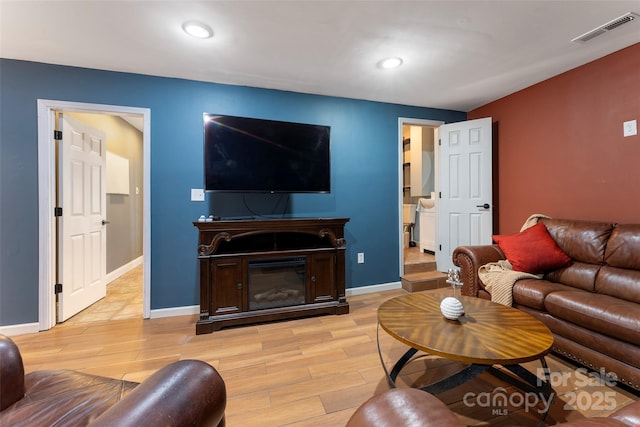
90 360 226 427
452 245 505 297
0 335 25 411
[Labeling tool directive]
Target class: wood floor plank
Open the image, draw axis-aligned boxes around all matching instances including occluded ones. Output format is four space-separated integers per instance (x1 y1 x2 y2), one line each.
226 366 312 397
226 396 326 426
268 371 367 406
319 381 384 414
266 349 347 374
225 390 271 417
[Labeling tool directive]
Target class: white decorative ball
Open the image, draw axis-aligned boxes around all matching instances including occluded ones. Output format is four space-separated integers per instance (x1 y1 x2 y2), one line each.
440 297 464 320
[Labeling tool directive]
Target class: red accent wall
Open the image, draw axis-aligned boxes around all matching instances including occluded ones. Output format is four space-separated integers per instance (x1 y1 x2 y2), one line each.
469 42 640 234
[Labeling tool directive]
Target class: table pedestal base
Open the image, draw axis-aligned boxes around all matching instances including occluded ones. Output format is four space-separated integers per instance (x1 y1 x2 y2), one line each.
377 323 554 427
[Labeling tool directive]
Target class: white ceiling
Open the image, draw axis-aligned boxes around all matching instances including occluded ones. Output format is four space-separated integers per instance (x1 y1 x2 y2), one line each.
1 1 639 111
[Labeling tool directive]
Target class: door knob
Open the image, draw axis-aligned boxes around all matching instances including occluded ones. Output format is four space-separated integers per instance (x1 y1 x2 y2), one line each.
476 203 490 209
101 219 110 225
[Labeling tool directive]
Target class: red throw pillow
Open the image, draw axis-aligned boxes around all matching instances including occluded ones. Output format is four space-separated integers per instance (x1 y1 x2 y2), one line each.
492 222 571 273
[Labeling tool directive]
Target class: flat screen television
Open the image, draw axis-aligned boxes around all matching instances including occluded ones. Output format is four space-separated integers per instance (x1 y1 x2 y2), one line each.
203 114 331 193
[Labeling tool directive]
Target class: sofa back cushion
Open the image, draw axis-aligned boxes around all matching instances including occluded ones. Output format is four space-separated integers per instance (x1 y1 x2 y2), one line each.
541 218 614 263
540 218 614 292
545 263 603 292
604 224 640 269
596 224 640 304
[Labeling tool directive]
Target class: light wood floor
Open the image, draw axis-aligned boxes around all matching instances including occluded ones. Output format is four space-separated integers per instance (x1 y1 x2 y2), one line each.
63 265 143 324
11 288 638 426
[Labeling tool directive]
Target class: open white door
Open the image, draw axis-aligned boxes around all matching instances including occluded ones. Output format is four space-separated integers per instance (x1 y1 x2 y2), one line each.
58 115 107 321
436 117 493 272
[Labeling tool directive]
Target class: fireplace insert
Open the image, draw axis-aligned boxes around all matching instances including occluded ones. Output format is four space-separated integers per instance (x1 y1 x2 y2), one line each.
248 257 306 310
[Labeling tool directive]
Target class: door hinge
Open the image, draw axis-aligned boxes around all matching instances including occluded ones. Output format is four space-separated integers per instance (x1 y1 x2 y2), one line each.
438 138 441 146
54 207 62 217
54 283 63 294
53 130 62 140
438 192 442 199
439 244 442 251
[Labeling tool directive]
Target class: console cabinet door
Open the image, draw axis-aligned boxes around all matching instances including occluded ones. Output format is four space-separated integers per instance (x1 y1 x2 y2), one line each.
308 253 336 303
211 257 245 314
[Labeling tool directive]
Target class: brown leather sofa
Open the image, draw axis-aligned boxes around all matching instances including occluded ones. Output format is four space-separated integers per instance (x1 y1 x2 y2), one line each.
452 218 640 392
0 334 226 426
347 388 640 426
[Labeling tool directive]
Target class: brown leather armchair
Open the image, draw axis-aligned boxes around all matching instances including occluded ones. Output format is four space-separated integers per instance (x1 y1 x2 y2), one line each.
347 388 640 427
0 334 226 426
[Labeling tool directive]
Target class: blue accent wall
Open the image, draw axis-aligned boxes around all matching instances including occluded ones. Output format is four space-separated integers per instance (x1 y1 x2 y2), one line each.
0 59 465 326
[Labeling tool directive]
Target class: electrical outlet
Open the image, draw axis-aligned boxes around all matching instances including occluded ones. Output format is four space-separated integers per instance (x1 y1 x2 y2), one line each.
623 120 637 137
357 252 365 264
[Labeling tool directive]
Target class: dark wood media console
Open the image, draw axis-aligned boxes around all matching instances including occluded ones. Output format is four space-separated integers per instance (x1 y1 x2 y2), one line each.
193 217 350 334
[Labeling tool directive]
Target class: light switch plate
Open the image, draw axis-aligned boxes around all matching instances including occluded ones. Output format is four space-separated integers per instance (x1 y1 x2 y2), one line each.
623 120 637 137
191 188 205 201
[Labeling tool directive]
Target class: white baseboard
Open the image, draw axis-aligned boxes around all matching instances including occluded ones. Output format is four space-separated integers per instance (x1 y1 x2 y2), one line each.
0 322 40 337
150 305 200 319
346 281 402 296
1 283 400 333
105 256 143 285
148 283 401 320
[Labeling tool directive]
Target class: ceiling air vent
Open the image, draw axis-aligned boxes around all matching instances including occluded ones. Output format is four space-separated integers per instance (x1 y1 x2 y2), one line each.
572 12 639 43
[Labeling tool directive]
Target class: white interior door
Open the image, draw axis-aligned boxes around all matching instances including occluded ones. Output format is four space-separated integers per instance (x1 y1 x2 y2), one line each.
58 115 107 321
436 117 493 272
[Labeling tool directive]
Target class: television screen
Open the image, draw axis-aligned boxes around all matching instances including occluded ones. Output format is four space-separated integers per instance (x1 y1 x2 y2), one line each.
204 114 331 193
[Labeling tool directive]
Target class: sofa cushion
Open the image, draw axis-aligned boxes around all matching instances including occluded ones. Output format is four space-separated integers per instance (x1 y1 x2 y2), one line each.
544 291 640 345
596 224 640 304
545 262 602 292
537 312 640 370
1 370 138 427
540 218 614 264
604 224 640 269
596 266 640 305
492 222 571 273
512 279 576 310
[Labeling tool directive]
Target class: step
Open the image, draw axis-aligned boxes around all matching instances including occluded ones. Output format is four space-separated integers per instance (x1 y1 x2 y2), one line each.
401 271 449 293
404 259 437 275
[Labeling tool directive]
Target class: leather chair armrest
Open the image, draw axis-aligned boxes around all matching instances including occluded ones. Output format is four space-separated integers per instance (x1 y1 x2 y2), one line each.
610 400 640 426
0 335 25 411
346 388 464 427
452 245 505 297
90 360 226 427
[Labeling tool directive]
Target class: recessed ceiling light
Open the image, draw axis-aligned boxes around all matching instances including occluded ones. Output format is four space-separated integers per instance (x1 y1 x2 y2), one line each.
182 20 213 39
377 57 403 69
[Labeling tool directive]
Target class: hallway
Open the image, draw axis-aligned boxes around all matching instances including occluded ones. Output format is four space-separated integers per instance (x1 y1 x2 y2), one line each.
63 265 143 325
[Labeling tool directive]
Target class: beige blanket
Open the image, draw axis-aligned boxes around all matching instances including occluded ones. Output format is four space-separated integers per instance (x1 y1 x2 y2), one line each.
479 214 549 306
478 260 541 305
520 213 550 231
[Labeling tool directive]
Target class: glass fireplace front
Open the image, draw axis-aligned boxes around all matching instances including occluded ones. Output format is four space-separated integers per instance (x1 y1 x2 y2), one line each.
248 257 306 311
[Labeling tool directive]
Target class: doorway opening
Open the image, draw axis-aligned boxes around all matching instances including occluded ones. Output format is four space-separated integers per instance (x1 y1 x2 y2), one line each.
397 118 442 279
37 100 151 331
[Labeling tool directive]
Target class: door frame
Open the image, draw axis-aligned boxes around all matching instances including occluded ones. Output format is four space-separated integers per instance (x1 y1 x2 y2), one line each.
37 99 151 330
397 117 443 277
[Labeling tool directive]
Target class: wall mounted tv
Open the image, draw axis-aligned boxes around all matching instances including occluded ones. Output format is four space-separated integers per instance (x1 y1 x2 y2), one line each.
204 114 331 193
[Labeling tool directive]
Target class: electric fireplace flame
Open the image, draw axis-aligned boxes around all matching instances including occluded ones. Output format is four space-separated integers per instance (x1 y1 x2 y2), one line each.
248 257 306 310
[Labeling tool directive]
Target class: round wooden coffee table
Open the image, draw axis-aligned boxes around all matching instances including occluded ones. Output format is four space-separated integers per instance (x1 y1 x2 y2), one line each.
377 292 555 424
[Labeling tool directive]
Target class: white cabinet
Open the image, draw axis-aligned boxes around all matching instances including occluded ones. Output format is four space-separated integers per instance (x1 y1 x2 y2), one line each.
419 210 436 253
